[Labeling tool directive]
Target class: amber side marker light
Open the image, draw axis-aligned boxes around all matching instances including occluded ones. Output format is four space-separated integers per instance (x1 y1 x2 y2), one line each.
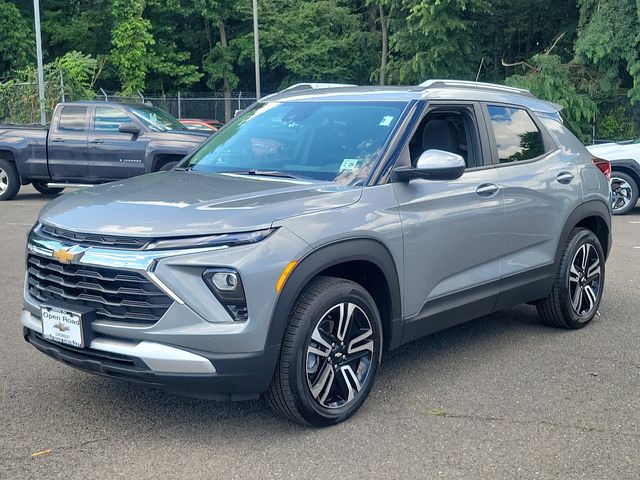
276 261 298 293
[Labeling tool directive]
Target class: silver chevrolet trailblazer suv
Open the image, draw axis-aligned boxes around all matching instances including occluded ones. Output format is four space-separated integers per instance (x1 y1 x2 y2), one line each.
22 81 612 426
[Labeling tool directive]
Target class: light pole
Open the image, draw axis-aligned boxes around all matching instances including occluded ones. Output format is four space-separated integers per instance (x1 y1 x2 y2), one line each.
252 0 261 100
33 0 46 125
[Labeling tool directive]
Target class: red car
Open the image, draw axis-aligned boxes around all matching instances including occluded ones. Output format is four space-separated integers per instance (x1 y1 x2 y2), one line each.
179 119 224 133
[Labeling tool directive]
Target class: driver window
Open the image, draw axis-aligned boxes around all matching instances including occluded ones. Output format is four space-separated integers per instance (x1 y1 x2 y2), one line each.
409 107 480 168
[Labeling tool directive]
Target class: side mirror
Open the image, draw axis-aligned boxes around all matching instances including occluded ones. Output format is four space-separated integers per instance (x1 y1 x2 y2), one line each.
395 149 466 182
118 122 141 135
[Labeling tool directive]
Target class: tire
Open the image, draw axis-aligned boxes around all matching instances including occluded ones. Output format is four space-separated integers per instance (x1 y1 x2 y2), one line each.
536 228 605 329
266 276 383 427
610 171 638 215
32 181 64 195
0 158 20 201
159 161 179 172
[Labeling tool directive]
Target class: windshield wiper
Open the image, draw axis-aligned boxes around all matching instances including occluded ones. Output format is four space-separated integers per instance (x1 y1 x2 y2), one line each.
226 170 308 180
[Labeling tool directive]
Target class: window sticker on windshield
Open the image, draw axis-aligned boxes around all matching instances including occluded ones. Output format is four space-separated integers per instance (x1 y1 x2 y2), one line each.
340 159 360 171
379 115 394 127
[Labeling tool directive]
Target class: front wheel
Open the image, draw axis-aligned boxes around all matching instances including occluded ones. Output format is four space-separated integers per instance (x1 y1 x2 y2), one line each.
610 171 638 215
32 181 64 195
267 276 382 426
159 161 179 172
537 228 605 329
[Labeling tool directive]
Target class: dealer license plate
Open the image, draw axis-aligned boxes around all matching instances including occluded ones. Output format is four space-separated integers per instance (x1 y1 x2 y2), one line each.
41 306 84 348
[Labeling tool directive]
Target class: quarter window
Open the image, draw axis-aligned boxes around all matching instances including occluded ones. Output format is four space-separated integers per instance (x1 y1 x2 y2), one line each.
58 106 87 132
94 107 131 132
488 105 545 163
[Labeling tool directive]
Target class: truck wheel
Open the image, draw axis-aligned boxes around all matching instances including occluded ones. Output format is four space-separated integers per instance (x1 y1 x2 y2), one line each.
610 171 638 215
32 182 64 195
0 159 20 201
536 228 605 329
266 276 382 427
159 161 179 171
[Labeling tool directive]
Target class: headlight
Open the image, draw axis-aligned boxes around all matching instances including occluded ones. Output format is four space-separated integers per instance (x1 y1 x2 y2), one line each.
145 228 275 251
203 268 248 322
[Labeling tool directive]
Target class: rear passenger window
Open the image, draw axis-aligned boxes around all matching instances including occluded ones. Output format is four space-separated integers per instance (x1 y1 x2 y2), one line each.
58 106 87 132
488 105 545 163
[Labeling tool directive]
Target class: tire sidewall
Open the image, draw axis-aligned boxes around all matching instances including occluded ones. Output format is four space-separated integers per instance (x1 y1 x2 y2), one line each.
611 171 638 215
0 159 20 201
159 161 179 172
289 280 383 426
557 229 605 327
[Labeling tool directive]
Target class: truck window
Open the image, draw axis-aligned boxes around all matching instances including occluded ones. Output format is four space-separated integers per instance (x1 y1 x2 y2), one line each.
95 107 131 132
58 106 87 132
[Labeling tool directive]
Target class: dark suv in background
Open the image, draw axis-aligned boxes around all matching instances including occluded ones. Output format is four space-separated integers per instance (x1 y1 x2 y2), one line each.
21 80 611 426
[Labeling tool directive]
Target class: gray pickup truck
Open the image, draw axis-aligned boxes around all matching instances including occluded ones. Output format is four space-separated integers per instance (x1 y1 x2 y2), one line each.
0 102 208 200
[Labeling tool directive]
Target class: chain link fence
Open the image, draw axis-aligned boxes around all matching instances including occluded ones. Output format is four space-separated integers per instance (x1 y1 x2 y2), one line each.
2 79 639 144
0 79 260 125
93 90 259 121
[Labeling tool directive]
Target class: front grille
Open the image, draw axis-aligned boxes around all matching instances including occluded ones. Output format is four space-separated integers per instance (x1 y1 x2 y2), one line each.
39 224 149 250
27 254 173 325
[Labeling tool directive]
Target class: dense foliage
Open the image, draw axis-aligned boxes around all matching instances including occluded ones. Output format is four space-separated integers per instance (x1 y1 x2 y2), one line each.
1 0 638 138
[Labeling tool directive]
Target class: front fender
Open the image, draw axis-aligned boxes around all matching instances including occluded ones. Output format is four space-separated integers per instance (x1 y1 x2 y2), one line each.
266 237 403 351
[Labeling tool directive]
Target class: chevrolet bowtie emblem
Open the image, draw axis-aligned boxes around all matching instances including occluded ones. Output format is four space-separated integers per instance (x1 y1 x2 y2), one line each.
52 246 86 264
53 322 69 332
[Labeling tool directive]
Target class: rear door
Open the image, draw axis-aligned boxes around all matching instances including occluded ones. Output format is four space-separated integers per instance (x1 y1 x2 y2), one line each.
47 105 89 181
392 102 505 342
483 103 582 306
87 106 147 181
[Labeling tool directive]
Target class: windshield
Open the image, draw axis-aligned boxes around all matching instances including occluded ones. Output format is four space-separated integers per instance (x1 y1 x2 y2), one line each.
129 106 187 132
183 101 407 184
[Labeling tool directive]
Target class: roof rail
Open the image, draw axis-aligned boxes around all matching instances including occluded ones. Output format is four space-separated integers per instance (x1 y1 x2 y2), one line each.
420 79 533 97
280 83 357 93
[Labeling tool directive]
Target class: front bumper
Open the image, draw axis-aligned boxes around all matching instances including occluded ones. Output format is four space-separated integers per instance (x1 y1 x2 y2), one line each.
23 313 279 400
22 225 310 398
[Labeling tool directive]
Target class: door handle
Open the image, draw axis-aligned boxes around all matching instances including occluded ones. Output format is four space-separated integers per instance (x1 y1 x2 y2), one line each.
90 139 104 144
556 172 574 184
50 138 65 143
476 183 500 197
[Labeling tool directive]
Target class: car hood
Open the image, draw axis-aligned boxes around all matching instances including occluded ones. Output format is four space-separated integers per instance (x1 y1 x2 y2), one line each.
39 171 362 238
587 142 639 161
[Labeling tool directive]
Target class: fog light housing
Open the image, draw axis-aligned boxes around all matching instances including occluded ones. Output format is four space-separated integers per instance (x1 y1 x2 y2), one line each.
203 268 248 322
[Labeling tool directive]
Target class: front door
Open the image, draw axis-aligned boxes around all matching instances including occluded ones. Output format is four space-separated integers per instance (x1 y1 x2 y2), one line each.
87 106 146 181
392 103 505 342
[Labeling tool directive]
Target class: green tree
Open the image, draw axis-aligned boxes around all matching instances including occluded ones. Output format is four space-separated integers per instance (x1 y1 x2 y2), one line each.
506 53 596 139
110 0 154 95
261 0 376 88
575 0 640 101
387 0 491 84
145 0 202 93
0 0 34 76
195 0 252 121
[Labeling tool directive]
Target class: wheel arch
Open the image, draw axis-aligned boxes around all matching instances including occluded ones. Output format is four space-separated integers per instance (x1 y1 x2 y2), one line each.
556 200 611 264
610 160 640 189
266 238 403 352
151 153 184 172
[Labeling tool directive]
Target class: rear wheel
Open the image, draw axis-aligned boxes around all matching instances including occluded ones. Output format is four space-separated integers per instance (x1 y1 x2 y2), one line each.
0 159 20 201
267 276 382 426
537 228 605 329
32 181 64 195
610 171 638 215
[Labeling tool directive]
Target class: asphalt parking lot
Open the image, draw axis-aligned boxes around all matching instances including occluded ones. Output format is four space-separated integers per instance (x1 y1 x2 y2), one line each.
1 185 639 479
